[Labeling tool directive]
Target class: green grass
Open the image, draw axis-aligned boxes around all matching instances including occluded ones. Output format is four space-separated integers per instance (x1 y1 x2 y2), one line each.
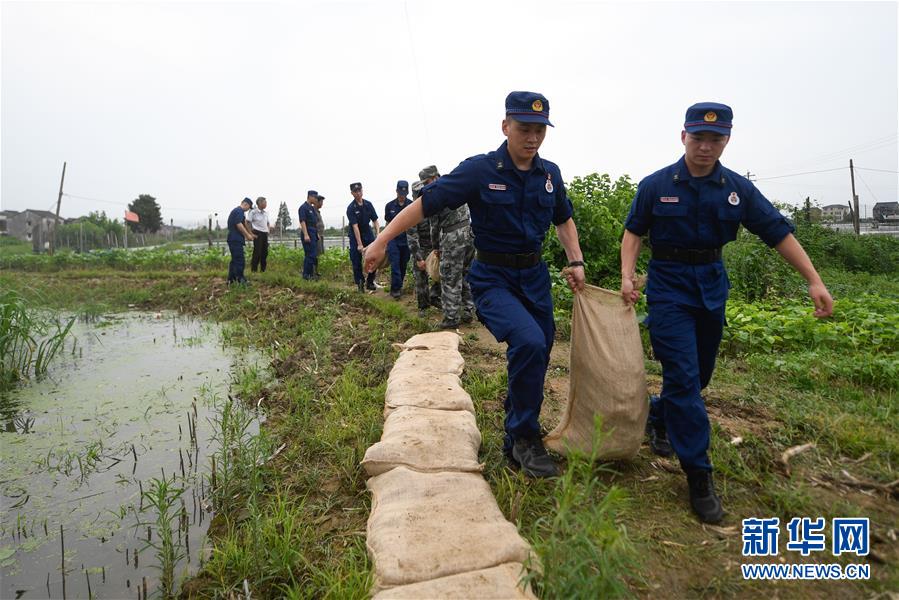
3 247 896 598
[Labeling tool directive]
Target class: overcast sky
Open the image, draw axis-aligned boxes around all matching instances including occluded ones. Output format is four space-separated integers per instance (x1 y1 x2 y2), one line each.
2 0 897 228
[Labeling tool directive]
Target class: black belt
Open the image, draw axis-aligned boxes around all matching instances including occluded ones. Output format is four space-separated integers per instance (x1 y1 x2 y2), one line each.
476 250 541 269
652 245 721 264
442 220 470 234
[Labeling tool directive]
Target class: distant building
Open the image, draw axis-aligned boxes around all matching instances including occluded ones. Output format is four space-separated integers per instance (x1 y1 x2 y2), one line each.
873 201 899 223
4 209 61 247
0 210 15 236
821 204 850 222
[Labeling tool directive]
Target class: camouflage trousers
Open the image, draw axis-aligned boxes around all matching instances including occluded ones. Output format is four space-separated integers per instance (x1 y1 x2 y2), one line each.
439 228 475 322
413 262 441 309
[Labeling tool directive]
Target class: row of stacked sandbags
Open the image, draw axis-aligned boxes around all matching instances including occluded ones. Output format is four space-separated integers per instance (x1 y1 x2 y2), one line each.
361 332 537 599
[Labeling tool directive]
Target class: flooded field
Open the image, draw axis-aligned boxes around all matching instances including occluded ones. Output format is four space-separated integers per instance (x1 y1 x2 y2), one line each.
0 312 266 599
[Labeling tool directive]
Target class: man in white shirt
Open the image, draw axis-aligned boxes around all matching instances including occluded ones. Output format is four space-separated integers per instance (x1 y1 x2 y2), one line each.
248 196 273 272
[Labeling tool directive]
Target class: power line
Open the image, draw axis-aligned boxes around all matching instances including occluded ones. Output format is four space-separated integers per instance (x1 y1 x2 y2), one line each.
754 167 847 181
855 167 899 174
855 170 881 205
63 192 213 213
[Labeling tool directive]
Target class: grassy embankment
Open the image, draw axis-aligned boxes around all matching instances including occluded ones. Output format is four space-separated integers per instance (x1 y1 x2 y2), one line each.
2 233 896 598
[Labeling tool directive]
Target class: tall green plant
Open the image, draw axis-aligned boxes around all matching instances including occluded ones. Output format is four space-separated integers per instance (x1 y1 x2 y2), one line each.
0 290 74 388
139 475 186 599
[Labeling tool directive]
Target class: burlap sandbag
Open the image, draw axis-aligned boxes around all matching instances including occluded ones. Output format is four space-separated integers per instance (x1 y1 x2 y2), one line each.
372 562 536 599
392 346 464 377
544 284 648 459
367 467 533 591
361 406 483 476
384 371 474 416
426 250 440 282
401 331 460 352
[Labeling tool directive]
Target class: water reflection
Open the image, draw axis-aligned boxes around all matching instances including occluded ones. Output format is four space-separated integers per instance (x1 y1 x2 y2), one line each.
0 312 265 599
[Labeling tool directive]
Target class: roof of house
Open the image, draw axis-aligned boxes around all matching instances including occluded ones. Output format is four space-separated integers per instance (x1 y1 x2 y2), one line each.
822 204 849 210
24 209 61 219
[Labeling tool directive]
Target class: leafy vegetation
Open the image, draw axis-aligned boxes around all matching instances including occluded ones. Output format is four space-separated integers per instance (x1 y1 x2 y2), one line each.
2 177 897 597
0 289 74 390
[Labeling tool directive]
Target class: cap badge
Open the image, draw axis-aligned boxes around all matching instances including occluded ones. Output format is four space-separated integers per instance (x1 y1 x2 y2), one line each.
532 99 543 112
728 192 740 206
545 173 554 194
704 111 718 122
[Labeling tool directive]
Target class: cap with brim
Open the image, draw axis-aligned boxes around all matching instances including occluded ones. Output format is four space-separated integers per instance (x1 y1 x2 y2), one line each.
241 197 253 206
316 194 325 201
350 182 362 192
684 102 733 136
418 165 440 181
307 189 318 197
505 91 553 127
396 180 409 192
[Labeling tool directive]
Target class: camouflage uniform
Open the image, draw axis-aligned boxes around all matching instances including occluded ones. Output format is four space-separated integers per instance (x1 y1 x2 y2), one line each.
408 183 441 311
431 204 475 325
314 206 325 278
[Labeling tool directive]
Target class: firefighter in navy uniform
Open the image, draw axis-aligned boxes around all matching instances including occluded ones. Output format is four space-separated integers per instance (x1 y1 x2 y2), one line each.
384 180 412 299
620 102 834 523
363 91 586 479
346 182 380 292
299 190 319 280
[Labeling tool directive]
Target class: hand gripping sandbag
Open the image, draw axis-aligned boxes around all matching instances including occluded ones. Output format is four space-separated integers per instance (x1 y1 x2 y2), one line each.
426 250 441 282
543 285 648 459
372 562 536 599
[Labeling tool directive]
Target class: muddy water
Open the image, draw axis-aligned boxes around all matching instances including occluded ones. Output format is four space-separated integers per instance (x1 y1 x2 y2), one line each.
0 312 265 599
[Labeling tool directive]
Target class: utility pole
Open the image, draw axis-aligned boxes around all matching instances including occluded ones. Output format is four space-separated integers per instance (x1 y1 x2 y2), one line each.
208 215 213 248
850 159 860 235
50 162 66 255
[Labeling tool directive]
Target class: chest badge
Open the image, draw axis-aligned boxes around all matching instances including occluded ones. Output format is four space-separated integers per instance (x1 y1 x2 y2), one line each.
660 196 679 203
488 183 507 191
545 173 554 194
728 192 740 206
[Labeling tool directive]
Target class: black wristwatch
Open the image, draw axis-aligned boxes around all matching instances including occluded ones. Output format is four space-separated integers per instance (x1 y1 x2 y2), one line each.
568 260 585 268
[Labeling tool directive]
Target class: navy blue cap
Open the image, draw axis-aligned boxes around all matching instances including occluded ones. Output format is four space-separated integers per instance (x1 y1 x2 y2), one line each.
316 194 325 201
684 102 733 136
241 197 252 206
396 180 409 192
307 189 318 197
505 91 553 127
350 182 362 192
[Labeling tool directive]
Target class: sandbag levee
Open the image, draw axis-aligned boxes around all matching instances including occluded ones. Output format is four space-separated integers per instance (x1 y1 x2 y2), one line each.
362 331 537 598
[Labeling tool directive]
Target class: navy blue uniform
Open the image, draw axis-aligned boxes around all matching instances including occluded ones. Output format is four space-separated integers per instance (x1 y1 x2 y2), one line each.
347 199 379 287
226 206 249 283
421 141 573 452
384 197 411 294
625 156 793 471
299 201 318 280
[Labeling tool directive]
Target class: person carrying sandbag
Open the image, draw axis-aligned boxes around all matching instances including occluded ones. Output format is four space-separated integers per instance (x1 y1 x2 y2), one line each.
364 91 586 479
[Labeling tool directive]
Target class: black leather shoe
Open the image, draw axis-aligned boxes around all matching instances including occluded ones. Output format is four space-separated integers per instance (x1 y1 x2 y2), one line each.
646 422 674 457
390 290 401 299
438 318 460 330
430 298 442 309
366 282 377 291
686 469 724 524
461 312 473 324
511 436 560 479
